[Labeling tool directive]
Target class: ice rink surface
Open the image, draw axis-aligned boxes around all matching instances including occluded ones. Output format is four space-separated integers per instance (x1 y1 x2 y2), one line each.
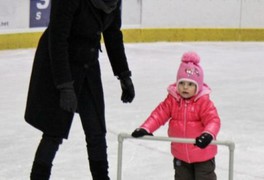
0 42 264 180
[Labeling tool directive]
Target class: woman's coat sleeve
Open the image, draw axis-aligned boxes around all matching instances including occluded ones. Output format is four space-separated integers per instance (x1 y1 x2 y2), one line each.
103 0 130 76
48 0 80 86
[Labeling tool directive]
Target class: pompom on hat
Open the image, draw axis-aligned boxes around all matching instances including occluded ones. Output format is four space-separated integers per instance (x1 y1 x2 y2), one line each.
176 52 204 94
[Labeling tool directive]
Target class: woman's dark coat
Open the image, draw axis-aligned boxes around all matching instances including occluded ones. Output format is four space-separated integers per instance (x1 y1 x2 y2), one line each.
25 0 130 139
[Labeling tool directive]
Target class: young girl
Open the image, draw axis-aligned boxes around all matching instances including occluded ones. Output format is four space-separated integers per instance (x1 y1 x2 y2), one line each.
132 52 221 180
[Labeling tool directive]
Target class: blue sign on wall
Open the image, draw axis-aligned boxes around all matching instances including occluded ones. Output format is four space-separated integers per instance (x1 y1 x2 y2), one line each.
30 0 51 28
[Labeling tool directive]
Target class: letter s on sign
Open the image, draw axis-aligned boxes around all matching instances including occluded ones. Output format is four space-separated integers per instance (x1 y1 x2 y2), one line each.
37 0 50 9
36 11 42 20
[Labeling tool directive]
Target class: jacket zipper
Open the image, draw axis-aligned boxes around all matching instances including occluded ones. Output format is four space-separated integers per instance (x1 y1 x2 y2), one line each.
184 101 191 163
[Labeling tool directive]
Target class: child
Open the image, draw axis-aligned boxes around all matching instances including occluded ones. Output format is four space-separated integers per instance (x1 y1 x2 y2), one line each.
132 52 221 180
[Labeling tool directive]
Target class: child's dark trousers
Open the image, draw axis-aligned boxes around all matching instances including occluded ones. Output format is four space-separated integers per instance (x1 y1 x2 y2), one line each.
173 158 216 180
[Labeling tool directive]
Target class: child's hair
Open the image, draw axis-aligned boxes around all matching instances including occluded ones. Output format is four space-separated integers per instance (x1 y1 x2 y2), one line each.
176 52 204 94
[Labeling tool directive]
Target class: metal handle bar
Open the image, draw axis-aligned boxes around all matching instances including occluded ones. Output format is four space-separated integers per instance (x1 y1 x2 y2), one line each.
117 133 235 180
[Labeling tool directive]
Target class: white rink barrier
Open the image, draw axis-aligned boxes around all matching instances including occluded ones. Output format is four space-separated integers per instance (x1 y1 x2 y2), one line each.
117 133 235 180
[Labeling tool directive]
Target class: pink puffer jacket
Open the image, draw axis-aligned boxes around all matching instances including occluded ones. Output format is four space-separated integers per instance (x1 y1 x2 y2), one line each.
140 83 221 163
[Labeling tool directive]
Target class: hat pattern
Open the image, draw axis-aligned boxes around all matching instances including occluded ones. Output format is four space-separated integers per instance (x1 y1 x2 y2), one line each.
185 67 200 78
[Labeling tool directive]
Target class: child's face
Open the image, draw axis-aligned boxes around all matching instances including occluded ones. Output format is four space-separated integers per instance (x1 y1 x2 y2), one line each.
177 81 197 99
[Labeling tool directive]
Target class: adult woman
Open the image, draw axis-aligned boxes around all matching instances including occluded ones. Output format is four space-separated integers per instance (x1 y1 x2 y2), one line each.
25 0 135 179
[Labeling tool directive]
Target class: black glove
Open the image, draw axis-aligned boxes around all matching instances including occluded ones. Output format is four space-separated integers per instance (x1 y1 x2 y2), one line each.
195 133 213 149
118 71 135 103
131 128 153 138
57 82 77 113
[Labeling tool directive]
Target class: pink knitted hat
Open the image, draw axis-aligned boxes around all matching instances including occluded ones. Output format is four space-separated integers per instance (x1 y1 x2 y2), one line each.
176 52 204 94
